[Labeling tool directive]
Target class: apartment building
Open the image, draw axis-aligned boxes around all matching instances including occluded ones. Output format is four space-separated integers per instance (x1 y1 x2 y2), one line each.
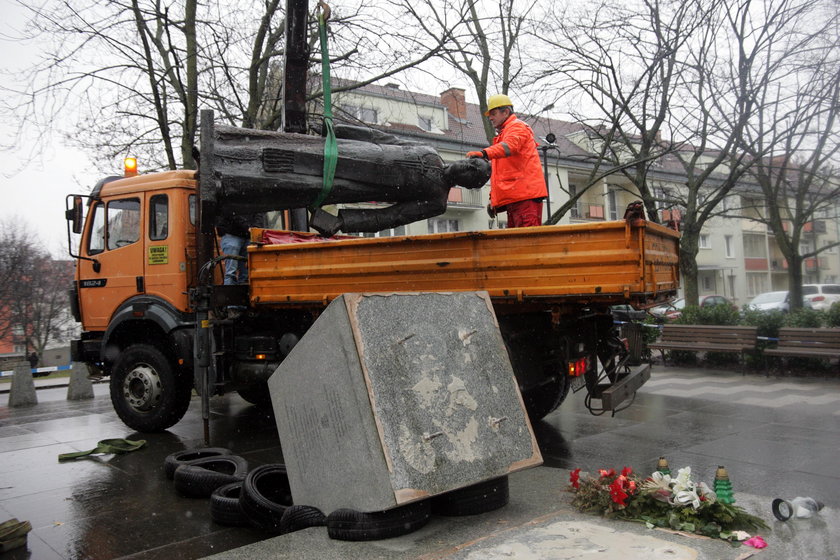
327 81 840 307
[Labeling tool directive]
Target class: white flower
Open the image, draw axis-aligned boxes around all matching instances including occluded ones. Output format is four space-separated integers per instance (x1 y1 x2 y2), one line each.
672 467 693 493
649 471 672 488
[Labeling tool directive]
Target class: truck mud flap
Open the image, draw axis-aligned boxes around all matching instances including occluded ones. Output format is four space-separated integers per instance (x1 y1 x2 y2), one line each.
591 362 650 412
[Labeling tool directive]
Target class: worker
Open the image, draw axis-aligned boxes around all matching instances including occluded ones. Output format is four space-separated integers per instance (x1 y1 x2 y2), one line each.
467 94 547 227
216 211 266 285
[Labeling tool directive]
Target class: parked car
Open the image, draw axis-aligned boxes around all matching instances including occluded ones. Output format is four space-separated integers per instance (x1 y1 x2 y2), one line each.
802 284 840 311
744 291 789 313
610 304 647 322
649 295 736 321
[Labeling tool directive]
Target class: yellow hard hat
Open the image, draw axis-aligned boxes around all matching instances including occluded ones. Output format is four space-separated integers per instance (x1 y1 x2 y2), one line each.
484 94 513 116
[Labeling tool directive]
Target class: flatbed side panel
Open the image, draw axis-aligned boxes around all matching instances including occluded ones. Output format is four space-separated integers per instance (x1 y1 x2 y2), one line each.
248 221 679 307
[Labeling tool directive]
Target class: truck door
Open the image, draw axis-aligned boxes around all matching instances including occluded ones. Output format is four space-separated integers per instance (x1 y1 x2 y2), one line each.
142 191 193 311
77 197 145 331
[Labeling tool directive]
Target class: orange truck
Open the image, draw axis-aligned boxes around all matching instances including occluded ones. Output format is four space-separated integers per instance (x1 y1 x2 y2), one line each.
65 114 680 433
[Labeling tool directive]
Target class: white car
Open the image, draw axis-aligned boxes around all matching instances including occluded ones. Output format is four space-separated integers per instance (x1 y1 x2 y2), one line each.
745 291 790 312
803 284 840 311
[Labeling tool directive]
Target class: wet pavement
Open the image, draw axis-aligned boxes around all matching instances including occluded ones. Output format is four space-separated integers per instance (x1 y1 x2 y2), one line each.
1 365 838 559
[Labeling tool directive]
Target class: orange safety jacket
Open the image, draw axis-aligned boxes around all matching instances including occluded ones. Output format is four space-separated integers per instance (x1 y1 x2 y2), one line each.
483 115 547 209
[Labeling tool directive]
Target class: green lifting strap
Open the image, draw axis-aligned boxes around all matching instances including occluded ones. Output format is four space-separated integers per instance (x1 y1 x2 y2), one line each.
58 438 147 462
310 8 338 210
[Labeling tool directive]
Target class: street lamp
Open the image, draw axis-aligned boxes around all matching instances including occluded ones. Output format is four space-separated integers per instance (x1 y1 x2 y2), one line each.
539 133 558 221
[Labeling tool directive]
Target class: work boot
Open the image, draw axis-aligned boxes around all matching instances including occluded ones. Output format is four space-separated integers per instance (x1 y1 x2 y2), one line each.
309 208 343 237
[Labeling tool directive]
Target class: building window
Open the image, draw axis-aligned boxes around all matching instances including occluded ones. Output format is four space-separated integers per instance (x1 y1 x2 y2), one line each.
418 116 432 131
743 234 767 258
702 275 714 291
724 235 734 258
355 225 406 238
607 189 618 220
699 234 710 249
746 273 768 297
428 219 460 233
344 105 378 124
569 185 580 218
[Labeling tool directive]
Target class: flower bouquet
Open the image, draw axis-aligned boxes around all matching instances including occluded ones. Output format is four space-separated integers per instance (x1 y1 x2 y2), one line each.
568 465 768 541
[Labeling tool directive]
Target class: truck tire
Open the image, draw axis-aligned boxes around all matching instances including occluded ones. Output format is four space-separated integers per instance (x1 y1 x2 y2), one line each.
326 501 431 541
237 382 273 408
164 447 233 479
173 455 249 498
503 336 570 422
279 505 326 534
240 464 294 534
110 344 192 432
210 482 250 527
431 476 509 516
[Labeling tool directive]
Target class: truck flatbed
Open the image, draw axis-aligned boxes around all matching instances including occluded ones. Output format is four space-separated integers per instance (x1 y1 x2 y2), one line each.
248 219 679 309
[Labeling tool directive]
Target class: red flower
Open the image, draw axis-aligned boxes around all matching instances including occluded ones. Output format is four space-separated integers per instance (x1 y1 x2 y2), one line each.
621 466 633 477
570 468 581 489
609 478 629 505
599 468 616 479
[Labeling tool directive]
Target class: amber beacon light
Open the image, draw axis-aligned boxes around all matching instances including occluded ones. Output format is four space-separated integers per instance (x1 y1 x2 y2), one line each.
124 156 138 177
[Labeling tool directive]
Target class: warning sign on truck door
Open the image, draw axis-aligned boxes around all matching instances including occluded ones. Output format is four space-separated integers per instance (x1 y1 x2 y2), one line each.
148 245 169 264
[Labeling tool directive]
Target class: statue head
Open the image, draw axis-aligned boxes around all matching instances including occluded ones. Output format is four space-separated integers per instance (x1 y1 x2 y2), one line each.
444 158 491 189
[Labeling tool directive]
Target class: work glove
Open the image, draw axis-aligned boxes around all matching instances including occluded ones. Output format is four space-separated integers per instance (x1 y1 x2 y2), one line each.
486 203 496 218
466 150 488 159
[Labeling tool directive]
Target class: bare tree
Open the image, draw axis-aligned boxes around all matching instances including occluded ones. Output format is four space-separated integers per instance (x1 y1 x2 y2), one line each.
389 0 543 143
531 0 838 307
735 0 840 310
2 0 452 174
531 0 716 224
0 219 76 356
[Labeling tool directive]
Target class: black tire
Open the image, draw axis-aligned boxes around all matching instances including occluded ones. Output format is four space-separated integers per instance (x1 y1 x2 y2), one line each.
210 482 251 527
173 455 249 499
500 316 571 421
326 501 431 542
164 447 233 480
109 344 192 432
237 382 273 408
431 476 509 516
240 464 294 534
279 505 326 534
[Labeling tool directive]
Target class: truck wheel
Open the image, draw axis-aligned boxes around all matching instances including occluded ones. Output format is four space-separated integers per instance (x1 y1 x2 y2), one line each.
110 344 192 432
237 382 273 408
503 337 570 422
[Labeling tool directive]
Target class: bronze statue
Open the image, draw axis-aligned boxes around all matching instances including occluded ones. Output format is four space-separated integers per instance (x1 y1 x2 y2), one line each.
203 123 490 237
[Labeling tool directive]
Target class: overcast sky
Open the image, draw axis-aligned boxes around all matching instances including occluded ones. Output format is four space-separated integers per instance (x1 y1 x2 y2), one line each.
1 0 98 257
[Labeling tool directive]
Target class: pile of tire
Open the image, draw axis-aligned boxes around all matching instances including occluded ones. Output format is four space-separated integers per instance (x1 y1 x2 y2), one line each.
163 447 325 534
164 447 510 542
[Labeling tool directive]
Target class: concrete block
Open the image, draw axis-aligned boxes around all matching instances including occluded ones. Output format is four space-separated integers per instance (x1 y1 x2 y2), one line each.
66 363 95 401
9 362 37 407
268 291 542 514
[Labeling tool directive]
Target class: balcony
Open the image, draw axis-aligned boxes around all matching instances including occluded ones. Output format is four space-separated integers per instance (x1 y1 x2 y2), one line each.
447 187 483 208
804 220 827 234
585 204 605 220
745 257 769 271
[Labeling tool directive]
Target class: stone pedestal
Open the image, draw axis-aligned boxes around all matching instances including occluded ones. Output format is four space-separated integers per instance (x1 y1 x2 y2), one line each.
268 291 542 514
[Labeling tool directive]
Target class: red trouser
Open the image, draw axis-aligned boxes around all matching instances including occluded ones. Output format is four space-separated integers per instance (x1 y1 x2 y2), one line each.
505 199 543 228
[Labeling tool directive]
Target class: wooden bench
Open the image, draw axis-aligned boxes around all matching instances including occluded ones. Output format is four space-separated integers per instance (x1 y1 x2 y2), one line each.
763 328 840 371
648 324 759 366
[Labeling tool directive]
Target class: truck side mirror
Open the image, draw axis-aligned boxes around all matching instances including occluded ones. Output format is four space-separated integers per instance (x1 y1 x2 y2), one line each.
67 196 83 234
